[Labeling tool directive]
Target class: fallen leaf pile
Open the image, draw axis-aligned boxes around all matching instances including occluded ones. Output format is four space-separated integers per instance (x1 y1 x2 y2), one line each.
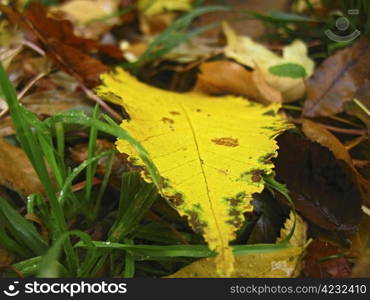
0 3 122 88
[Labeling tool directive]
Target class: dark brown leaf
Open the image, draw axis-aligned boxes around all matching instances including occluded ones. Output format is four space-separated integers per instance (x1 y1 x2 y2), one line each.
274 131 362 232
303 37 370 117
302 119 370 207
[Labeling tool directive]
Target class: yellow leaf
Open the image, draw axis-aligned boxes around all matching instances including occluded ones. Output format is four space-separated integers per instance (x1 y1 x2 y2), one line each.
138 0 192 16
96 69 290 276
223 22 314 102
168 212 308 278
277 211 308 247
52 0 120 24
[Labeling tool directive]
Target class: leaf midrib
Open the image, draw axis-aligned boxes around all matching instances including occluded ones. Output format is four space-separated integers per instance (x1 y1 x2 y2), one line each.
178 101 227 262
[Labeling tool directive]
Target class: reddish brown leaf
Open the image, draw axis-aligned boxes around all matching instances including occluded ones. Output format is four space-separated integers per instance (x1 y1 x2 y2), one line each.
303 37 370 117
304 239 353 278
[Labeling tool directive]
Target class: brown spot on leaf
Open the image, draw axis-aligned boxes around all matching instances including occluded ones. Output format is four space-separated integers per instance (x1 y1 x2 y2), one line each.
169 193 184 206
227 217 242 228
186 210 206 234
251 169 265 183
161 117 174 124
225 192 246 207
261 153 275 164
169 111 180 115
263 109 276 116
211 137 239 147
229 208 240 216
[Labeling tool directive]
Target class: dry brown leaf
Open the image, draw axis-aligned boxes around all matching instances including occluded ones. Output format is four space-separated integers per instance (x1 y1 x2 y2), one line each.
303 37 370 117
194 60 282 104
0 138 45 196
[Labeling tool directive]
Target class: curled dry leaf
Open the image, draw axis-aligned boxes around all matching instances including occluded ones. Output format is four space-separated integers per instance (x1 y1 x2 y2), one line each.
274 131 363 232
97 68 290 276
223 22 314 103
303 37 370 117
167 212 308 278
194 60 282 104
0 138 45 196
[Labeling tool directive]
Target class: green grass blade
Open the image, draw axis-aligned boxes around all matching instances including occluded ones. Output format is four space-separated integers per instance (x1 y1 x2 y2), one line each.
45 110 161 189
85 104 99 202
109 172 158 242
124 239 135 278
38 230 96 278
0 197 48 256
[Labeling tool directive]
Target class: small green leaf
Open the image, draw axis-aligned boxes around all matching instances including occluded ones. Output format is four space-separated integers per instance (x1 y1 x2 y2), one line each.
269 63 307 79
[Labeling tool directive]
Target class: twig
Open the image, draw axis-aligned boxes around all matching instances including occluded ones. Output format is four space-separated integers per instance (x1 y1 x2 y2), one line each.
17 72 47 100
290 118 369 136
79 84 123 123
345 136 369 151
353 98 370 118
1 72 47 118
353 159 370 168
23 40 45 56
